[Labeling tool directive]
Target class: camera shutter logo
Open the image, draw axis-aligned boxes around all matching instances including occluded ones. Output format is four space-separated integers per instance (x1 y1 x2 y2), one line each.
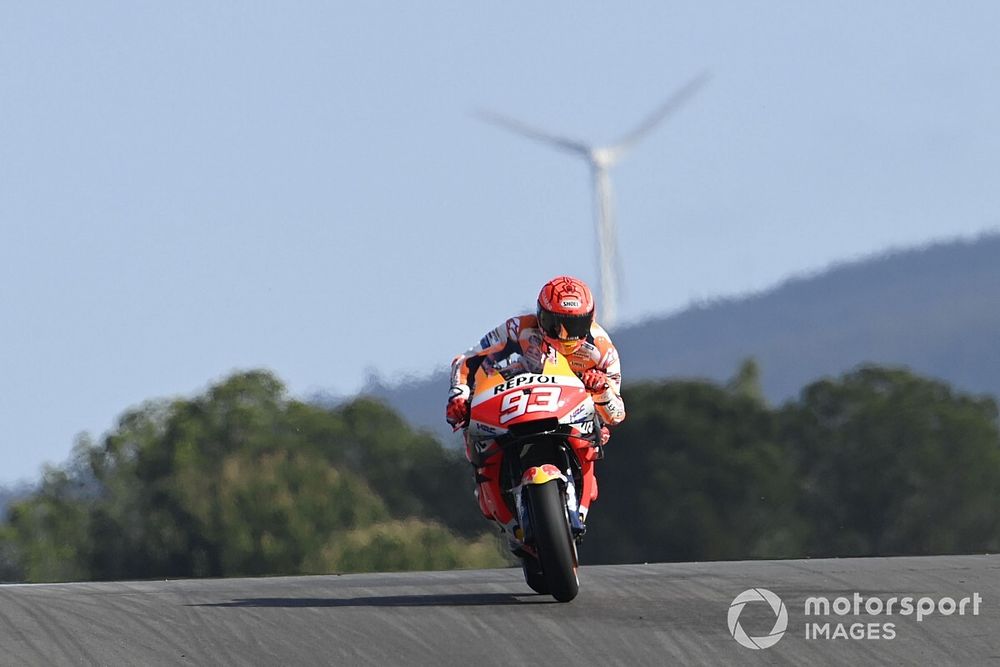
728 588 788 649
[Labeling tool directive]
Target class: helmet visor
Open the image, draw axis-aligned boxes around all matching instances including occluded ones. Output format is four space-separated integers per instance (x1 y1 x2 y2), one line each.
537 308 592 340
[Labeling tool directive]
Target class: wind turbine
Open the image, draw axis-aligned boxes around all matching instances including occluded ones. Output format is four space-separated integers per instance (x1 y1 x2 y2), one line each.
477 73 710 328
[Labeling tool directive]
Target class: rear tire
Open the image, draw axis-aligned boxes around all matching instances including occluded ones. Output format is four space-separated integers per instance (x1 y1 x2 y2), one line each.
526 481 579 602
521 556 549 595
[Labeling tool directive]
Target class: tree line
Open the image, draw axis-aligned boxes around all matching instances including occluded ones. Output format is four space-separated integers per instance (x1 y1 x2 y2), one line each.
587 361 1000 562
2 362 998 582
0 371 503 582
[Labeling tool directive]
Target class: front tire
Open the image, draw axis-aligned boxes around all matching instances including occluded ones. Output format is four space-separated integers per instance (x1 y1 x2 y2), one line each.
526 481 579 602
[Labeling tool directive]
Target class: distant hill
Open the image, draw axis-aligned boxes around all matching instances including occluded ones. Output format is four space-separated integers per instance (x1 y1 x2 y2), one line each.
366 234 1000 440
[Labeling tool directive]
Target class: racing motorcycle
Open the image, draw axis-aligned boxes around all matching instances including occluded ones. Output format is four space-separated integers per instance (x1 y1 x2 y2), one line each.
466 352 603 602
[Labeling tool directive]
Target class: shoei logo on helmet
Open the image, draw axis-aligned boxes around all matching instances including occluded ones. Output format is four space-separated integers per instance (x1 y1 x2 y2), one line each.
560 299 581 309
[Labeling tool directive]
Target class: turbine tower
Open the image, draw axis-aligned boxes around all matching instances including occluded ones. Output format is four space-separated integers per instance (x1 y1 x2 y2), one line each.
477 73 709 328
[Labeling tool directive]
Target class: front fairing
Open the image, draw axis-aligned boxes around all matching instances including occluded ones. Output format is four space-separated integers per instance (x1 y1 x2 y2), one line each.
467 353 595 440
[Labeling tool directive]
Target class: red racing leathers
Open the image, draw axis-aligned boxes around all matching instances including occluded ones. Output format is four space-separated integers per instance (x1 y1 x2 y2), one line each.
449 313 625 532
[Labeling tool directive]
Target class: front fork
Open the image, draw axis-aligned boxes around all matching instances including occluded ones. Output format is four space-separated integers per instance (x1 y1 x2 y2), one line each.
514 464 587 546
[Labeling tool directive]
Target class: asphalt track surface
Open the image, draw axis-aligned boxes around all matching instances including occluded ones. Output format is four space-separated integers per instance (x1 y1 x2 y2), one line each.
1 555 997 666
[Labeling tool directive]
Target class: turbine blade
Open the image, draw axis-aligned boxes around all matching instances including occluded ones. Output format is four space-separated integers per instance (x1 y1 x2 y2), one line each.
611 71 711 156
474 109 591 156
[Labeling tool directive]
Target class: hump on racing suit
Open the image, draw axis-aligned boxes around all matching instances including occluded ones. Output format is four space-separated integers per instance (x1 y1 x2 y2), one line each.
450 314 625 426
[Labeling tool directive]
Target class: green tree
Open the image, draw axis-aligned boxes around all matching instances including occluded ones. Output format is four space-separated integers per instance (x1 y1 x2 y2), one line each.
6 364 999 581
780 365 1000 556
307 519 507 573
4 458 94 582
727 357 766 404
585 377 803 564
1 370 503 582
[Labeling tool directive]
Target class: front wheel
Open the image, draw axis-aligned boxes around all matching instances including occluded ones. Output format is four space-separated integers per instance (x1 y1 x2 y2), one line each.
526 481 579 602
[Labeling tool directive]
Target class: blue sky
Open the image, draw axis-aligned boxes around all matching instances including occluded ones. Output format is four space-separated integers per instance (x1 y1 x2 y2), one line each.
2 2 999 484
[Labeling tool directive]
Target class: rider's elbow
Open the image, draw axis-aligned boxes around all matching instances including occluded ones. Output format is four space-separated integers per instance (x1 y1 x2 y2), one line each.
596 400 626 427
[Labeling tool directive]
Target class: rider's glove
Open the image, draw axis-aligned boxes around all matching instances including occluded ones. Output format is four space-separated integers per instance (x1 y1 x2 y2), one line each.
446 384 471 430
579 369 609 393
599 425 611 446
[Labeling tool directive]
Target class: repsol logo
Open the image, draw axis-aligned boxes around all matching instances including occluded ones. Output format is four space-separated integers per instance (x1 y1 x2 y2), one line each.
493 375 559 395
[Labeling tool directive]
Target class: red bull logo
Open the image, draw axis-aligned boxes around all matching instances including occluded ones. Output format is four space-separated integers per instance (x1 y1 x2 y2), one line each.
521 464 565 485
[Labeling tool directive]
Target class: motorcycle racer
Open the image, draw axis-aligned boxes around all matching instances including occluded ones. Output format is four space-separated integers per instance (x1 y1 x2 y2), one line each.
445 275 625 545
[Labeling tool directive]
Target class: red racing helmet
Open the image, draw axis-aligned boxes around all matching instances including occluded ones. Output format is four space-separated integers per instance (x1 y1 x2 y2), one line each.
536 276 595 356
